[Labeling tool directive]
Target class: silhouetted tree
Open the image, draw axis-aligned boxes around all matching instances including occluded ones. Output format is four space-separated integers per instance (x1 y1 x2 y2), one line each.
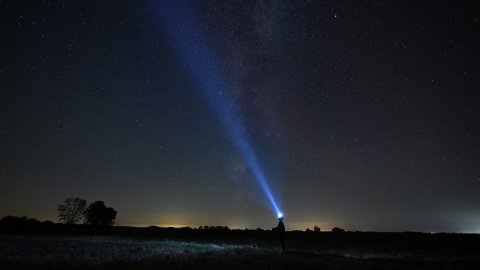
84 201 117 226
332 227 345 233
57 197 87 224
42 220 55 226
0 216 41 227
314 226 321 232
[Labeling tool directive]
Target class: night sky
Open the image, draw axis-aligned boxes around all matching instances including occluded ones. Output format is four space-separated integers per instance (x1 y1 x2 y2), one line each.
1 0 479 233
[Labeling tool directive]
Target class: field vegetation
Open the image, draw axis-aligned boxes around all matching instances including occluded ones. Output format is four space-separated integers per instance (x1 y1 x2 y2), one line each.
1 219 479 269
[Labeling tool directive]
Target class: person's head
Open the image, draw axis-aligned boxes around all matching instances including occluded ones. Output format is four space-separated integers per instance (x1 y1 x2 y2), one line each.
278 217 284 222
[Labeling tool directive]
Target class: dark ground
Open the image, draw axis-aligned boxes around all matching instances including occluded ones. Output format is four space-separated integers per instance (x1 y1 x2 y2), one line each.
1 224 479 269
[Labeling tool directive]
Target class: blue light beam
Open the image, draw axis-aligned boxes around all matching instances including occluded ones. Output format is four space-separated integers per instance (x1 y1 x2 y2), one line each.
152 1 282 216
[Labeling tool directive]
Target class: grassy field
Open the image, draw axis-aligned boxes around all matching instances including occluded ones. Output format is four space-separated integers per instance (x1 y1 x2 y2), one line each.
1 232 479 270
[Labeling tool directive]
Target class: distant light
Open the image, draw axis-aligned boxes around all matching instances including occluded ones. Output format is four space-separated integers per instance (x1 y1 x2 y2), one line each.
277 212 283 219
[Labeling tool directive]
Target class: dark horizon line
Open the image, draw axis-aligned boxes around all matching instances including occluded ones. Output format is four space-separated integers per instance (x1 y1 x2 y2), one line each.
1 215 476 235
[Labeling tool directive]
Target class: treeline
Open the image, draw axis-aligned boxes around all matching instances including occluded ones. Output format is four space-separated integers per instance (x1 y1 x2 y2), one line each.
0 216 54 227
0 215 343 233
0 197 117 227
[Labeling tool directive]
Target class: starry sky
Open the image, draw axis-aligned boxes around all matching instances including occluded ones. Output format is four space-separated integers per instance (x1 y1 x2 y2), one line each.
1 0 479 232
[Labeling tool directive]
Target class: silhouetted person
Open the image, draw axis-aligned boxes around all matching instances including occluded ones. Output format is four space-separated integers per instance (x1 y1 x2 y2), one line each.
277 216 285 253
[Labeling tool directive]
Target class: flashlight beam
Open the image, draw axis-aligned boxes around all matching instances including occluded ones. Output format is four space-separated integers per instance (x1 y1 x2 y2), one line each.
152 1 281 216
